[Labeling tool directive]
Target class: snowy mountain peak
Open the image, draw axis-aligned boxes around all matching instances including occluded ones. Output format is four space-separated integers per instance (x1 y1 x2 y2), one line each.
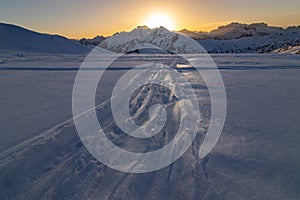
99 26 205 54
180 22 285 40
79 35 105 46
208 22 283 40
153 26 170 33
136 25 151 30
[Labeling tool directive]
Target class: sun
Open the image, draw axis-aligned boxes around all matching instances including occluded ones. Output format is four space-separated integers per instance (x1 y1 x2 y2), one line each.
144 14 176 30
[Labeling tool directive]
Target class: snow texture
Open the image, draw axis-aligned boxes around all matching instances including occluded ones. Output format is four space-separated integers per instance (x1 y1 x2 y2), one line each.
0 53 300 200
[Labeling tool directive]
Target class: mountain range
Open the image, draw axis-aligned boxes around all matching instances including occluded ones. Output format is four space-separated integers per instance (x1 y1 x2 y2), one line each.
0 22 299 54
182 22 300 53
99 26 205 54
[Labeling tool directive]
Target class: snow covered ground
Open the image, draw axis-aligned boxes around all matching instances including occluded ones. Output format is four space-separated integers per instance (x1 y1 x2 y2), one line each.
0 53 300 199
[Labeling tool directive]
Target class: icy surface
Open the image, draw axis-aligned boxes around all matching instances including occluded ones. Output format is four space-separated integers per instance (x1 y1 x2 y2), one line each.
0 54 300 199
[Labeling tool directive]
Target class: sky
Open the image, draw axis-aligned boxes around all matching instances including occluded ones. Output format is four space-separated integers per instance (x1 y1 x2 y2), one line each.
0 0 300 38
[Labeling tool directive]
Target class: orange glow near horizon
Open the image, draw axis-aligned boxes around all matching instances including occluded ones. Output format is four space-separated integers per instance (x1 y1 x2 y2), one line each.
1 0 300 39
143 13 176 30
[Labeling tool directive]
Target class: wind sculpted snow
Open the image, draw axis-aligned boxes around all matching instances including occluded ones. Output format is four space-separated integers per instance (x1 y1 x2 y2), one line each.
0 54 300 199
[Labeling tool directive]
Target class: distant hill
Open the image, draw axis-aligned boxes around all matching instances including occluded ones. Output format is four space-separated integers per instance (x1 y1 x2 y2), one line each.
179 22 284 40
0 23 89 54
79 35 105 47
178 22 300 53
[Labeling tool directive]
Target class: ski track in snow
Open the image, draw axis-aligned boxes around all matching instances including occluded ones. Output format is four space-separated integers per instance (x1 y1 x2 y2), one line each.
1 55 300 200
0 63 208 199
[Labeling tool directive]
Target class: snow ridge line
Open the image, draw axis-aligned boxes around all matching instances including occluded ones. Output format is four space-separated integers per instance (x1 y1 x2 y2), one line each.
0 97 113 166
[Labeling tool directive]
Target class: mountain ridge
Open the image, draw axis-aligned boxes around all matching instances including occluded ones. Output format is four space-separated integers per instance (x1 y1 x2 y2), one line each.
0 22 90 54
1 22 300 54
178 22 288 40
99 26 206 54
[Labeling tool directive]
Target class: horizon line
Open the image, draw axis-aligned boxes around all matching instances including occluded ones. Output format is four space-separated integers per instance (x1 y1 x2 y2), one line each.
1 20 299 40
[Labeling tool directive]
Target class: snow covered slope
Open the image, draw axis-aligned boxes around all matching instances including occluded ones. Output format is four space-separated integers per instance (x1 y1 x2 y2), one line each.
180 23 284 40
197 33 300 53
99 26 206 54
178 29 209 40
0 23 89 54
179 23 300 53
210 22 281 40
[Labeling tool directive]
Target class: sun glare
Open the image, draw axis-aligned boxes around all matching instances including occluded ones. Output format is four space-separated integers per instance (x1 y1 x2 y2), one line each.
144 14 175 30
